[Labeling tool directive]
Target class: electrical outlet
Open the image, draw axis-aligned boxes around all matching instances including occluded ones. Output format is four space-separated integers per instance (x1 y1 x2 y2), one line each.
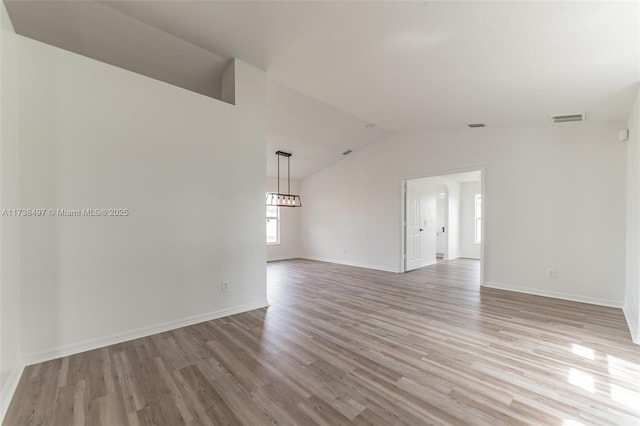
221 281 229 293
547 269 557 279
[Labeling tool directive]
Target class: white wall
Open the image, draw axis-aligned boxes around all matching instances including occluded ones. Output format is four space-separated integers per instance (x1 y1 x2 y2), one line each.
299 158 399 272
15 36 267 363
625 88 640 344
266 177 301 261
460 181 482 259
0 2 23 418
301 123 627 307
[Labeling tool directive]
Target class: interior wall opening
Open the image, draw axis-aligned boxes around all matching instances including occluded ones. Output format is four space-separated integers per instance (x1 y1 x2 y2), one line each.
402 169 484 285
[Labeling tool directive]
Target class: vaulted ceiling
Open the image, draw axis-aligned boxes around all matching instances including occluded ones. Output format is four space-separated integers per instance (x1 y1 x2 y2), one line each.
5 1 639 179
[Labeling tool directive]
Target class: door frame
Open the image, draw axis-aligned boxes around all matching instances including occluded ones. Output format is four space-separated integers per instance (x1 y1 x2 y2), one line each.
435 184 449 260
399 165 486 287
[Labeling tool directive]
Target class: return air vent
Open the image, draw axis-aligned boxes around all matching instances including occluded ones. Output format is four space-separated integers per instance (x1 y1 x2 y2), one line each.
551 113 585 123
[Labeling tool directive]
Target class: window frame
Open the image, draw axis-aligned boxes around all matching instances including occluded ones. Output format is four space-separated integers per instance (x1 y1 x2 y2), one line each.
266 201 280 246
474 193 482 245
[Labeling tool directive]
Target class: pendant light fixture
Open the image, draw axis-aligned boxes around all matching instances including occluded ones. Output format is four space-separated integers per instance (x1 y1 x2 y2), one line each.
266 151 302 207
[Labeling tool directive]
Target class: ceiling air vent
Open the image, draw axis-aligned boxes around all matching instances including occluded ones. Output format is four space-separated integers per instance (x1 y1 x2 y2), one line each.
468 123 485 128
551 113 585 123
342 149 353 156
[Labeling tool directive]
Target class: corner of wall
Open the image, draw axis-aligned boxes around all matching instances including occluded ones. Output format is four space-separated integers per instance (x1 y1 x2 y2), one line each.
624 85 640 345
221 59 235 105
623 305 640 344
1 1 24 422
1 1 14 33
0 366 24 422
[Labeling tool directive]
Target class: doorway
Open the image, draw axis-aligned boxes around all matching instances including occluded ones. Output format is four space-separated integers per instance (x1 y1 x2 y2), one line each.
402 169 484 282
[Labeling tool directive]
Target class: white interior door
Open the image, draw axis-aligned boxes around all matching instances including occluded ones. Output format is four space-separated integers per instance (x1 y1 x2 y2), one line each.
405 181 423 271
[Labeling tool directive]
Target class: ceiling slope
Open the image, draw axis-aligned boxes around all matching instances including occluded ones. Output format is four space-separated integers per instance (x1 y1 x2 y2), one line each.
5 0 229 98
102 1 640 131
5 1 639 178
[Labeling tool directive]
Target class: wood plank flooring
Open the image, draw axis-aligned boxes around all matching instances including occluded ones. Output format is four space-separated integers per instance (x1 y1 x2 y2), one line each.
5 259 640 425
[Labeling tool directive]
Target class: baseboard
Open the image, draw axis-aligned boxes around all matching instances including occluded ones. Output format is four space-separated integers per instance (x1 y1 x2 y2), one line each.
420 260 438 268
483 282 622 308
301 256 399 273
1 365 24 423
623 306 640 345
267 255 300 262
22 299 269 366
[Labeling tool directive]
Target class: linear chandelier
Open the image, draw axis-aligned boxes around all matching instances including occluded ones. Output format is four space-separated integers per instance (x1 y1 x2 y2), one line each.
267 151 302 207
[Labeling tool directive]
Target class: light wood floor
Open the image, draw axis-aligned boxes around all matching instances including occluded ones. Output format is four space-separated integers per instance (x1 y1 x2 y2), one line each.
5 259 639 425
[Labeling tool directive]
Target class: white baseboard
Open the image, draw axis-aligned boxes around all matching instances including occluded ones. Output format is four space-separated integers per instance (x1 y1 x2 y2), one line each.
483 282 622 308
420 260 438 268
301 256 399 273
623 306 640 345
22 300 269 366
1 365 24 423
267 255 301 262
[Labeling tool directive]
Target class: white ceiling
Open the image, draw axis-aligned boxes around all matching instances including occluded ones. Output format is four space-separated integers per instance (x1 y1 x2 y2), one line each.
4 0 229 98
5 1 639 179
267 81 388 179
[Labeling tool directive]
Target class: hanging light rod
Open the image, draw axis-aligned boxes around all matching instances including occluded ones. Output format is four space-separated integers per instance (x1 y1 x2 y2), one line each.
267 151 302 208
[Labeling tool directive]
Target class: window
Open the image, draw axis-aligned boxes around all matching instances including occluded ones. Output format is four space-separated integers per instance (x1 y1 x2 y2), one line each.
474 193 482 244
266 201 279 245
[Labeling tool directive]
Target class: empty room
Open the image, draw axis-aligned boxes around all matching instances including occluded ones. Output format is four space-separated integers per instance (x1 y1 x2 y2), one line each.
1 1 639 425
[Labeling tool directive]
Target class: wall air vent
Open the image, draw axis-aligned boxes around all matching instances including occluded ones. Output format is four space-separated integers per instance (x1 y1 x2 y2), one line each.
551 113 585 123
468 123 485 128
342 149 353 156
